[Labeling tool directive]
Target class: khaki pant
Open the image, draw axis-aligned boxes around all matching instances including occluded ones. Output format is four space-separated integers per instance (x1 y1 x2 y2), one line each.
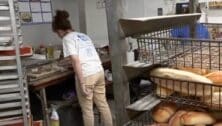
76 71 113 126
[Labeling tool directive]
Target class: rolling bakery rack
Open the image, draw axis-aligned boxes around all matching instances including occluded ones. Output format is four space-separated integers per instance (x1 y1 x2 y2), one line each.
120 13 222 125
0 0 30 125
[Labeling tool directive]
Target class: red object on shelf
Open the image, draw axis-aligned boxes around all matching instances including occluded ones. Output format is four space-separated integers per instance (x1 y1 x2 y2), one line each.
32 120 43 126
6 122 24 126
0 45 33 56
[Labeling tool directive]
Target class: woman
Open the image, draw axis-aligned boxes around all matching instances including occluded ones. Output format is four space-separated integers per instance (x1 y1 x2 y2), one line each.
52 10 113 126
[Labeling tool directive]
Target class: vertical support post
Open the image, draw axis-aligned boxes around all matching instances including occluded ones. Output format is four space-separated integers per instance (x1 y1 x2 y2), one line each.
189 0 199 38
189 0 198 13
77 0 87 34
8 0 28 126
105 0 130 126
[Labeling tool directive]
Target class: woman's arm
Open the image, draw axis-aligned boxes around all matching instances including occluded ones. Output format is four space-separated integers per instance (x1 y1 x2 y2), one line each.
69 55 90 96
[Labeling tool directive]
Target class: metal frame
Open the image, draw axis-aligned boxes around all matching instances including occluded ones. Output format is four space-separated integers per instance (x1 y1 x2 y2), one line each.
8 1 28 125
120 14 222 125
135 22 222 109
0 0 30 125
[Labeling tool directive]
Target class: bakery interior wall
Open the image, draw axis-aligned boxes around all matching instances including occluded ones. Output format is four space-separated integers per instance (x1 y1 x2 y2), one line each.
125 0 168 50
21 0 169 48
21 0 79 47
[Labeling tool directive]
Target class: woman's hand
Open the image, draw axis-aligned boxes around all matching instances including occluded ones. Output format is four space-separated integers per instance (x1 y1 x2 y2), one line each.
80 84 91 96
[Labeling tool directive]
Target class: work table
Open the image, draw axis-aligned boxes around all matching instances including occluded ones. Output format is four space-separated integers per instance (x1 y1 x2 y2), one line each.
22 56 111 126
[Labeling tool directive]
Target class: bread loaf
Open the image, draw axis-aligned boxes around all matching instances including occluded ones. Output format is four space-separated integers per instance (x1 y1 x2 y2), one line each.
205 71 222 84
205 71 222 92
152 102 177 123
168 110 187 126
156 86 174 98
178 66 209 75
180 111 215 125
150 68 213 96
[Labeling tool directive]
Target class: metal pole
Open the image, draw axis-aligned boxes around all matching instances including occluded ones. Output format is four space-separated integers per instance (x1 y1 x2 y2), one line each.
8 0 28 126
189 0 199 38
189 0 198 13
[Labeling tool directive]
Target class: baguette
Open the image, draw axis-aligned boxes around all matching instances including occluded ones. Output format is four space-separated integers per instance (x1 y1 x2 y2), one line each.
152 102 177 123
205 71 222 84
205 71 222 92
180 111 215 125
177 66 209 75
150 68 213 96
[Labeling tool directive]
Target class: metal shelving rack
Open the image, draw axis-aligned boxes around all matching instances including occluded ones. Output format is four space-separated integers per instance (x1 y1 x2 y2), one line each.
0 0 30 125
119 13 222 125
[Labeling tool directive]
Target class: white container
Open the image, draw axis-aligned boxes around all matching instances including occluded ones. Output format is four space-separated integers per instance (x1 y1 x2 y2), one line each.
126 51 135 64
53 50 61 59
50 107 60 126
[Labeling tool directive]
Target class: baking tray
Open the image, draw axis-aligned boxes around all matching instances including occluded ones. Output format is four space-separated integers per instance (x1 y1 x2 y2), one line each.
0 16 10 21
0 93 21 102
0 26 11 31
0 84 19 93
0 72 18 80
0 110 22 118
0 56 16 60
0 117 23 126
0 46 14 51
0 5 9 11
0 65 17 70
0 37 12 43
0 45 33 57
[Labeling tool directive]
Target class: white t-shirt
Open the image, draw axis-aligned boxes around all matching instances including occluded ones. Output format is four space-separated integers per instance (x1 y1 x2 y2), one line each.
63 32 103 77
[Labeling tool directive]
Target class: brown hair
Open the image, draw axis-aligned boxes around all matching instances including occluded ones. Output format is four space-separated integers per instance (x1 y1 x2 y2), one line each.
52 10 72 32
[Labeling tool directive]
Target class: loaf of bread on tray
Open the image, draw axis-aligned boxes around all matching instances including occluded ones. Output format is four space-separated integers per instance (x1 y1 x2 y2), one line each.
180 111 215 125
205 71 222 92
205 71 222 84
150 67 213 96
168 110 187 126
151 102 177 123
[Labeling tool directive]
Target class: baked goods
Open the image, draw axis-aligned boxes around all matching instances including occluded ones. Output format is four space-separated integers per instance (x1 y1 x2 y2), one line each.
151 102 177 123
214 122 222 126
177 66 209 75
156 86 174 98
205 71 222 92
205 71 222 84
180 111 215 125
150 67 213 96
168 110 187 126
